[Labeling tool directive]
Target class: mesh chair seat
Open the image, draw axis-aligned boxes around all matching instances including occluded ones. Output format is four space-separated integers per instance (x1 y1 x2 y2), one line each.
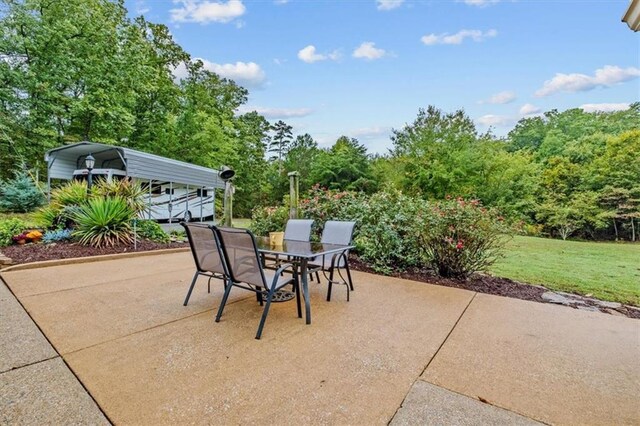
182 223 228 306
214 226 302 340
309 220 356 302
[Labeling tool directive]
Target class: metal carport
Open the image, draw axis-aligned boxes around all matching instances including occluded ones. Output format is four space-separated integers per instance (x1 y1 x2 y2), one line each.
45 141 226 221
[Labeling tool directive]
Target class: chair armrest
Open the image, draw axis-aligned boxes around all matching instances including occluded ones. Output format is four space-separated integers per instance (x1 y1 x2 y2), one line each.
270 263 295 290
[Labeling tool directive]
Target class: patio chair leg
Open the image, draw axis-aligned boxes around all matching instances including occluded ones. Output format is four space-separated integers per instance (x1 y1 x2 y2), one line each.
344 256 354 291
256 289 275 340
215 279 233 322
326 268 335 302
207 277 212 294
183 272 199 306
315 272 320 283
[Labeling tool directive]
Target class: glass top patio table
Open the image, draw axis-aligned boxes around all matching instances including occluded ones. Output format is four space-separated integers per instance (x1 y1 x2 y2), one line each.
255 237 354 259
254 237 355 325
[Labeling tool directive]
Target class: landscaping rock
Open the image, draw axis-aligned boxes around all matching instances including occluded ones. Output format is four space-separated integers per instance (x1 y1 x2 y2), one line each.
542 292 571 305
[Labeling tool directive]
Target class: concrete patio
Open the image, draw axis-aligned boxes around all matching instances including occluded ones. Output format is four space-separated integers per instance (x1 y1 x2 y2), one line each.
1 251 639 425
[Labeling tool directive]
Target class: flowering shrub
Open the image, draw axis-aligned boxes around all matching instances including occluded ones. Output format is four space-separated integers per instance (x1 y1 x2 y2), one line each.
302 188 428 273
26 230 43 241
420 198 510 279
250 204 289 236
12 232 28 243
251 189 509 278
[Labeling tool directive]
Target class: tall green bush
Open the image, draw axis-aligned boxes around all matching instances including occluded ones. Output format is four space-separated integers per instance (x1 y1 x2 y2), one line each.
420 198 510 279
0 172 44 213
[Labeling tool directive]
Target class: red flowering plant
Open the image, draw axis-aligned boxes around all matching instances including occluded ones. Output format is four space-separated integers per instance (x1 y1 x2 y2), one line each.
419 197 511 279
249 203 289 236
299 185 359 240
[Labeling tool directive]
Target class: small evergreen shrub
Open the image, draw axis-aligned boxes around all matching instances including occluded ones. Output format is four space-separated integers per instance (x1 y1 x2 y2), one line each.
0 172 45 213
72 197 135 247
135 219 169 243
420 198 510 279
42 229 73 244
0 218 27 247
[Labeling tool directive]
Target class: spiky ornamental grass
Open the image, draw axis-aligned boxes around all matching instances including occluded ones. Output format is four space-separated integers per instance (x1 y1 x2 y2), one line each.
72 197 135 248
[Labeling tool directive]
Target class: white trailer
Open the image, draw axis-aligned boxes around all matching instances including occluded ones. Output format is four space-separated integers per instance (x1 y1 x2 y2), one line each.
46 142 226 222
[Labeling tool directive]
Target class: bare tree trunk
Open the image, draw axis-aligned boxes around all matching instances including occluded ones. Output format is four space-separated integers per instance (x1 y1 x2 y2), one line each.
631 218 636 242
613 220 618 240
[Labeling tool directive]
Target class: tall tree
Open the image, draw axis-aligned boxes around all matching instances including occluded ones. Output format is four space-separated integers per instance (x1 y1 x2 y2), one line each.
268 120 293 170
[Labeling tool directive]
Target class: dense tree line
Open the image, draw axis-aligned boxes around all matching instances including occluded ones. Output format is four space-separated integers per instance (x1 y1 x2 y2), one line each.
1 0 638 239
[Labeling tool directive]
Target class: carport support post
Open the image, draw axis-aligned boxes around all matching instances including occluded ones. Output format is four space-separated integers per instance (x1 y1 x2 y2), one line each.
223 180 233 227
288 171 299 219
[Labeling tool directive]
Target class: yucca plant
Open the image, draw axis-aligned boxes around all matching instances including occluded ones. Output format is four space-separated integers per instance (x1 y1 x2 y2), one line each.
93 179 146 215
51 181 89 207
72 197 135 247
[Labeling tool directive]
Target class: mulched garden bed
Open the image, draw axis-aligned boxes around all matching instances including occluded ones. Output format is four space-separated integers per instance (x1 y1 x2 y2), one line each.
348 255 640 320
1 240 187 264
1 242 637 319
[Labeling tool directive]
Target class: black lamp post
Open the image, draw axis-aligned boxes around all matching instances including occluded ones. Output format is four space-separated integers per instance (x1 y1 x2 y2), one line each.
218 166 235 227
85 153 95 193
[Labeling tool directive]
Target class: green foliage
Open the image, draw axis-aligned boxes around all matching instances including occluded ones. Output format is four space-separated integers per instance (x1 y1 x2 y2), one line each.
250 205 289 236
309 136 376 193
0 218 27 247
42 229 73 244
0 172 45 213
34 181 89 229
72 197 135 247
420 198 510 279
135 219 169 243
93 179 146 214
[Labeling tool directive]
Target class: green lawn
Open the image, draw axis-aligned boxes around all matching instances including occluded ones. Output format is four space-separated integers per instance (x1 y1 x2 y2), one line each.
232 218 252 228
491 236 640 306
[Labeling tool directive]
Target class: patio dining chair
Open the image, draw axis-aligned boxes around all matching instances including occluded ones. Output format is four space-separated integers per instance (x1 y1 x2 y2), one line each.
264 219 314 270
309 220 356 302
214 227 301 340
181 223 228 306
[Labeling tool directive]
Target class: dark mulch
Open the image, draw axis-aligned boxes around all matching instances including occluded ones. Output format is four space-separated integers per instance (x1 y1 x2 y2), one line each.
1 240 187 265
348 255 640 320
2 243 637 319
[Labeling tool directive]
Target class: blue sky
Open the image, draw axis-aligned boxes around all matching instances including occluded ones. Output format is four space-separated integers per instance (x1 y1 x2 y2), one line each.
126 0 640 153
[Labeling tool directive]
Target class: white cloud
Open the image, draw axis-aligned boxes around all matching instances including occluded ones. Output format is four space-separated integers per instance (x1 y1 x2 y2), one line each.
479 91 516 104
421 29 497 45
579 103 631 113
297 45 340 63
172 59 266 87
135 0 150 14
519 103 542 116
237 106 313 119
170 0 245 24
535 65 640 97
462 0 499 6
350 126 391 139
352 42 386 60
377 0 404 10
476 114 514 127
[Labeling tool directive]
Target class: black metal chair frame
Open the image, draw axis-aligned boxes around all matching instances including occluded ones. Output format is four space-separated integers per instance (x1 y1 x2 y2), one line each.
182 223 229 306
308 221 356 302
213 227 302 340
